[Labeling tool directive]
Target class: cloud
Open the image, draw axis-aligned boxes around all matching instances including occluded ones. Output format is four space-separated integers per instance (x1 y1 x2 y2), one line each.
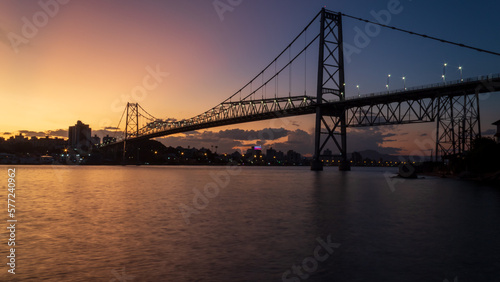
213 129 248 140
153 128 290 154
346 128 402 155
18 130 46 137
104 126 120 130
215 128 289 141
156 132 245 153
381 132 397 138
92 129 123 138
37 128 122 139
482 129 496 136
11 125 407 156
270 129 314 155
45 129 68 138
153 126 404 156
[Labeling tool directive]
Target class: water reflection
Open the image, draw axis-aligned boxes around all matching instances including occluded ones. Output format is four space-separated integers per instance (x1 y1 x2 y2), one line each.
0 166 498 281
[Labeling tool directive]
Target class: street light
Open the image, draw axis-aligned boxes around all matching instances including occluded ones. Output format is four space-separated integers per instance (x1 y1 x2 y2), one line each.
442 63 447 82
386 74 391 91
402 76 406 90
458 66 463 82
356 85 360 97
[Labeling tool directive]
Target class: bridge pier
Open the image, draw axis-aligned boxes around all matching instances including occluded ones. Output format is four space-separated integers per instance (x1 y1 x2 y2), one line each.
339 160 351 171
311 159 323 171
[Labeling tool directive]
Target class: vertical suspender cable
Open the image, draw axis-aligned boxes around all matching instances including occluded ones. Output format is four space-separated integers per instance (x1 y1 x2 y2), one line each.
304 29 307 96
274 60 278 99
289 46 292 98
262 71 264 100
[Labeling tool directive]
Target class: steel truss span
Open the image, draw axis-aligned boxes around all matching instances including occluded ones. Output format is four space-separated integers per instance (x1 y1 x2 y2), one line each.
103 8 500 170
108 76 500 159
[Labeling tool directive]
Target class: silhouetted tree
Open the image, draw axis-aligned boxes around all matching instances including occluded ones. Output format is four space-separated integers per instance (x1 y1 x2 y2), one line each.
465 137 500 173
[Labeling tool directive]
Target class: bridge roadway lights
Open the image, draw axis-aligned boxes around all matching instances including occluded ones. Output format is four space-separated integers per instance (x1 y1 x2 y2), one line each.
310 160 351 171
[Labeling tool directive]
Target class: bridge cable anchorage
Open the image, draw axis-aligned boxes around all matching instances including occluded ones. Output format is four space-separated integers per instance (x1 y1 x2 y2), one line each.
341 13 500 57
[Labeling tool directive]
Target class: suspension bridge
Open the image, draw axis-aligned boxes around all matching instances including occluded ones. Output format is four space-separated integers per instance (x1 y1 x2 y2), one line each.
104 8 500 171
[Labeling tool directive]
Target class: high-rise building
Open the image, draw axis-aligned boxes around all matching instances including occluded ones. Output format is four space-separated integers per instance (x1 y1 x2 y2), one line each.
68 121 92 151
266 147 277 161
286 150 302 164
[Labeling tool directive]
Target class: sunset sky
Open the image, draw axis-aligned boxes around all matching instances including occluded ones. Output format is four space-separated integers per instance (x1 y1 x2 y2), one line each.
1 0 499 156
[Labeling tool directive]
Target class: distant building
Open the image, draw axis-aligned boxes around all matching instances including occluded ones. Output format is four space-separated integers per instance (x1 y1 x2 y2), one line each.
323 148 333 163
287 150 302 164
252 146 262 158
102 134 116 145
230 151 242 160
31 136 66 150
12 133 28 143
245 145 262 159
0 153 16 164
68 121 92 151
493 120 500 144
276 150 284 161
91 135 101 147
351 151 363 165
266 147 277 162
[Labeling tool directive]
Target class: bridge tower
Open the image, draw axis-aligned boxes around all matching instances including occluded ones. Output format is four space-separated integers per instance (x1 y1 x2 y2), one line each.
311 9 350 171
123 102 139 161
435 93 481 160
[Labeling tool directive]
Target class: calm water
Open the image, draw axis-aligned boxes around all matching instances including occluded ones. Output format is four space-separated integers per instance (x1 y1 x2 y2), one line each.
0 165 499 281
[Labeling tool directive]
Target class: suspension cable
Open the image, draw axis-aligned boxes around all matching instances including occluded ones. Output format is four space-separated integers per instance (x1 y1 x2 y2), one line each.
241 32 320 101
112 105 127 140
137 104 157 121
341 12 500 57
220 10 322 104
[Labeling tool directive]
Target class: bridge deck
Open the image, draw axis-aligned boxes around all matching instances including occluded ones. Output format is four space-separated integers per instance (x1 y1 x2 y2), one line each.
107 74 500 145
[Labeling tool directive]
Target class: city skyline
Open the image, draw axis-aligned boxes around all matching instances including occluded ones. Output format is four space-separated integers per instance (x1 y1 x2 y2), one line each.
2 0 500 157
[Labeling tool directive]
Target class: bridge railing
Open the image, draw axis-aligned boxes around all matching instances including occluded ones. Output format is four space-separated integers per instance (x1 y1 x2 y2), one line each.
344 73 500 101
